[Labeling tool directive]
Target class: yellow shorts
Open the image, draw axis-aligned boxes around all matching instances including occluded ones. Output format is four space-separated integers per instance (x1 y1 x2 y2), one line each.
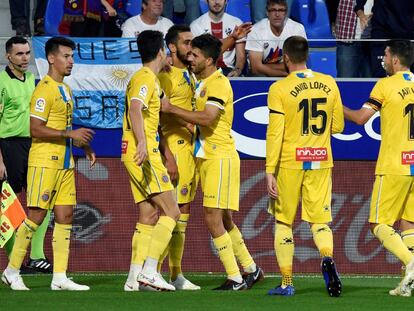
26 167 76 209
197 156 240 211
268 167 332 224
124 158 174 204
369 175 414 225
173 146 198 205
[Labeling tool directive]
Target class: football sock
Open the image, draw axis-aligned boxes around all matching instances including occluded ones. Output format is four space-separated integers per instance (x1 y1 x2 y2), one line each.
146 216 176 270
158 245 168 273
228 225 256 273
30 209 51 259
169 213 189 280
213 232 241 281
402 229 414 255
311 224 333 258
9 219 38 270
4 232 15 258
275 222 294 287
52 223 72 273
131 223 154 265
373 224 413 265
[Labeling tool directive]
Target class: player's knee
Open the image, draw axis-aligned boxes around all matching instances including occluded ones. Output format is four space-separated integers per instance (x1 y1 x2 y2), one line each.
27 207 48 225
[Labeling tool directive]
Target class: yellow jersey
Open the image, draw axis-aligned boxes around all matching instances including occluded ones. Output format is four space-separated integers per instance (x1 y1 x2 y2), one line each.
266 69 344 172
193 70 237 159
28 75 74 169
121 67 163 162
365 71 414 176
158 66 194 152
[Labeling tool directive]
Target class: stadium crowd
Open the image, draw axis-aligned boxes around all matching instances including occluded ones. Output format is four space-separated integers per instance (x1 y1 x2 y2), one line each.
1 0 414 298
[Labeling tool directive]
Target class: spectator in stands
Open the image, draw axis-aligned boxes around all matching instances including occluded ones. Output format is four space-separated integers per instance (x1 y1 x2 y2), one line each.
335 0 372 77
163 0 200 24
250 0 293 24
246 0 306 77
122 0 173 37
101 0 128 37
9 0 47 36
191 0 246 77
63 0 104 37
355 0 414 77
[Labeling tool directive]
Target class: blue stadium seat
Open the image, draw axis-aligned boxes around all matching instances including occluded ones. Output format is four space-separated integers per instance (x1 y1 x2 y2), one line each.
44 0 64 35
125 0 142 16
290 0 335 47
226 0 251 23
308 50 337 77
200 0 209 14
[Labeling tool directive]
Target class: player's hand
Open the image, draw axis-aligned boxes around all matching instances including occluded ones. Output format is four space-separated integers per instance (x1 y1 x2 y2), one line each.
68 128 95 145
134 141 148 166
0 160 6 180
164 155 178 182
185 123 195 134
160 97 172 113
231 22 252 40
266 173 278 199
84 145 96 168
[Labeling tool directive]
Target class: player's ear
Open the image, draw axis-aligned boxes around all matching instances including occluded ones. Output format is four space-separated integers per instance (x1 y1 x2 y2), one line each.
168 43 176 54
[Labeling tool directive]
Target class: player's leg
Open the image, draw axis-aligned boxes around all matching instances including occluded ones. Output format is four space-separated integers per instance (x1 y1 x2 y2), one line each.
199 157 246 290
49 169 88 291
267 167 301 296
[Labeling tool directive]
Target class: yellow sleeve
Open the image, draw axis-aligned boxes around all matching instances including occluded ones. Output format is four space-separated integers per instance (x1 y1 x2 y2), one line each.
205 77 229 110
331 81 344 134
158 73 173 98
366 79 385 111
30 84 52 121
266 83 285 174
128 73 155 109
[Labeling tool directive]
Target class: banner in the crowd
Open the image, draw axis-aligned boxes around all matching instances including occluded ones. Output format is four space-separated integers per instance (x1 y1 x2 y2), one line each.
33 37 142 129
0 181 26 247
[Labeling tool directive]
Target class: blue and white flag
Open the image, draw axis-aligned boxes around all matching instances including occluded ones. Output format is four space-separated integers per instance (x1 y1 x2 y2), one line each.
33 37 142 128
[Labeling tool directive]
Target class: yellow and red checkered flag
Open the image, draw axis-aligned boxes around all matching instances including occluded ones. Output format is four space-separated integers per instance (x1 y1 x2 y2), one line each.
0 181 26 248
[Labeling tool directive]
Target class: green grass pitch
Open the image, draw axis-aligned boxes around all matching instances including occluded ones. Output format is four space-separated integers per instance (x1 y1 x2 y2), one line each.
1 274 412 310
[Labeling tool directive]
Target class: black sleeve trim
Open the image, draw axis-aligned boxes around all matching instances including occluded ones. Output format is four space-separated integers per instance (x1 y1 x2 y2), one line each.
367 98 382 109
207 96 224 106
269 109 284 115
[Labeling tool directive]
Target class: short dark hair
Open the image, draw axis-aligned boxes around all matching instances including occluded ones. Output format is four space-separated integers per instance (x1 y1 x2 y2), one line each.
45 36 76 57
267 0 288 9
5 36 29 53
386 39 414 68
191 34 222 64
137 30 165 63
165 24 191 47
283 36 309 64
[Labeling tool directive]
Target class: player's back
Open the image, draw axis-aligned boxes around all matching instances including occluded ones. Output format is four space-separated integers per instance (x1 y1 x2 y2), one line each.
371 71 414 175
268 69 344 169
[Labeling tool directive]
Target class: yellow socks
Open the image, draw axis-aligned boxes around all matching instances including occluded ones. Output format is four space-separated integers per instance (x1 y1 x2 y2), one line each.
228 225 255 273
213 232 241 281
274 222 294 287
147 216 176 261
402 229 414 255
9 219 38 270
131 223 154 265
52 223 72 273
373 224 413 265
311 224 333 258
168 213 189 280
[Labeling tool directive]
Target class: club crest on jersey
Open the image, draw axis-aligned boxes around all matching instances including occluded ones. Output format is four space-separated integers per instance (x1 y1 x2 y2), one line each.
121 140 128 154
296 147 328 161
402 151 414 164
162 174 170 183
180 185 188 196
35 98 46 112
41 190 50 202
139 85 148 99
200 89 206 98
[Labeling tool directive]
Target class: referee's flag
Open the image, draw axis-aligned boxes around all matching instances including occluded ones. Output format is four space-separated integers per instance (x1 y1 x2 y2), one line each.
0 181 26 247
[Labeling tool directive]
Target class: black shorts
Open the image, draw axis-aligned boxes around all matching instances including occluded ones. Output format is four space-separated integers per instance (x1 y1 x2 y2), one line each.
0 137 31 193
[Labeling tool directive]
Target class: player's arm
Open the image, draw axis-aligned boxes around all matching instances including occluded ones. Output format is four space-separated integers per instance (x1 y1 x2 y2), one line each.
158 127 178 182
249 51 288 77
0 146 6 180
343 104 376 125
161 97 220 127
331 84 345 134
221 22 252 53
129 99 147 166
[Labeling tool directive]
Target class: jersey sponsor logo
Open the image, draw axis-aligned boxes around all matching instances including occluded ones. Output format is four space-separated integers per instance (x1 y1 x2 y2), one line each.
121 140 128 154
138 85 148 99
34 98 46 112
296 147 328 161
402 151 414 164
51 156 58 161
